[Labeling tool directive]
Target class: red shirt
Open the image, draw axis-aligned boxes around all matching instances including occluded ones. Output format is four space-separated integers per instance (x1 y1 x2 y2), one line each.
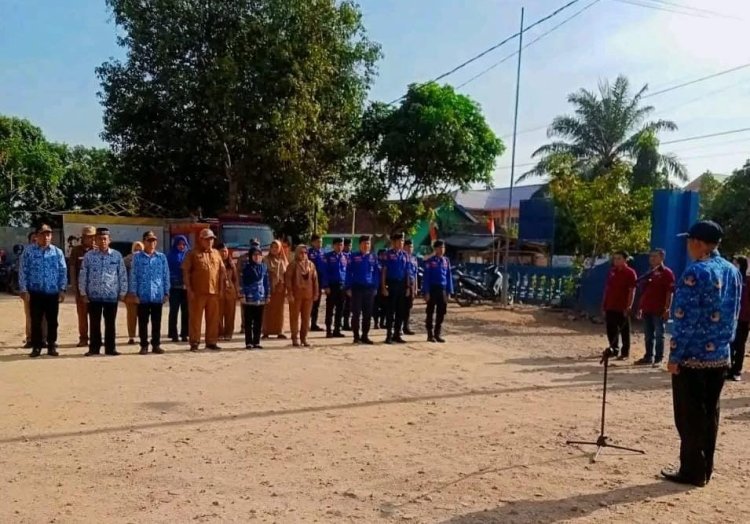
603 265 637 313
639 264 675 315
739 276 750 323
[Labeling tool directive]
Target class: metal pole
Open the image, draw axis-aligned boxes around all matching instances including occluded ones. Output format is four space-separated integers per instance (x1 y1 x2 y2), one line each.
501 6 524 306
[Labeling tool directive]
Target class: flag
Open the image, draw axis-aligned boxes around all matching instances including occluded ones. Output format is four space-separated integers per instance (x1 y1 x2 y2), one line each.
487 217 495 236
429 221 438 242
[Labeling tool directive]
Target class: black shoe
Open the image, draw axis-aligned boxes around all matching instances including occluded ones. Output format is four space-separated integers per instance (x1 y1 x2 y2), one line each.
84 351 100 357
47 349 59 357
277 334 287 340
661 468 705 487
385 337 393 345
245 344 254 350
635 357 652 365
128 339 135 345
326 332 334 339
189 345 199 352
353 337 361 344
106 350 121 356
342 324 351 332
361 337 375 345
181 337 189 343
29 348 42 358
262 334 269 340
310 325 323 332
333 332 346 338
403 329 416 336
170 336 179 343
76 340 88 348
206 344 222 351
152 347 165 354
653 359 663 368
435 336 446 343
615 355 628 361
254 344 264 350
393 336 407 344
427 335 436 343
23 341 33 349
139 347 149 355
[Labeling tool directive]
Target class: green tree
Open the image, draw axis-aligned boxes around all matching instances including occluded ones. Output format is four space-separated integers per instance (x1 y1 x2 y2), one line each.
97 0 380 239
352 82 504 233
522 75 686 184
705 161 750 254
0 116 64 226
694 171 723 218
548 155 652 256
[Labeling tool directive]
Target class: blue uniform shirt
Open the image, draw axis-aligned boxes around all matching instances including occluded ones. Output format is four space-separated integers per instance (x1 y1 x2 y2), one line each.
669 250 741 368
79 248 128 302
422 256 453 295
242 262 270 304
384 248 410 283
307 247 325 283
18 244 68 295
128 250 170 304
322 250 348 288
407 254 418 282
345 251 380 289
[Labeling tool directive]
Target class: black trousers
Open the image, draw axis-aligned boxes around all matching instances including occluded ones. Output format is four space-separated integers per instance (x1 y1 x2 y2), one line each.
89 301 118 354
425 285 448 336
138 303 163 349
325 282 345 333
730 321 749 376
29 292 59 351
168 288 189 339
375 292 387 328
311 280 321 328
342 292 352 329
605 310 631 356
351 287 376 339
403 295 414 330
244 304 264 346
672 366 726 484
385 279 408 338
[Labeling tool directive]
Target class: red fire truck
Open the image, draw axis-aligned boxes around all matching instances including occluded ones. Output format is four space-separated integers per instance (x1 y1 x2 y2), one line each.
168 214 274 259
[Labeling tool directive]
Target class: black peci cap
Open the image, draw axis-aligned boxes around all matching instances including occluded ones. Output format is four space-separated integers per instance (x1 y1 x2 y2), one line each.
343 238 352 246
358 235 371 243
332 237 344 245
678 220 723 244
404 239 413 246
433 239 445 248
390 232 404 241
96 227 110 236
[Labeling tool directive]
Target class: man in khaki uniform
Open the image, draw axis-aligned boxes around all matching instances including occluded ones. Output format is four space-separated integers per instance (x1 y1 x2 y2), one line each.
182 228 226 351
69 225 96 347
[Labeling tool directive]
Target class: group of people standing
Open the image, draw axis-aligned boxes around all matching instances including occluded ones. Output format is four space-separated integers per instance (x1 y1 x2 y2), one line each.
17 224 455 356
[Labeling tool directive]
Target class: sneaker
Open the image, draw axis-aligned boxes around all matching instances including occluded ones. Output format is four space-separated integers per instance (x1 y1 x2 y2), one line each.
661 467 706 487
139 347 149 355
652 359 663 368
152 347 165 354
634 358 652 366
732 374 742 382
29 348 42 358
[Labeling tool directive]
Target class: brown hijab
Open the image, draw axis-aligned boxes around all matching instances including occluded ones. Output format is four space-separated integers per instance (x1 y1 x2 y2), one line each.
264 240 288 286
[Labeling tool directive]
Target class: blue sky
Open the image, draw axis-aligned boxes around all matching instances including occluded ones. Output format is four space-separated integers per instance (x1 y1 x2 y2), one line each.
1 0 749 186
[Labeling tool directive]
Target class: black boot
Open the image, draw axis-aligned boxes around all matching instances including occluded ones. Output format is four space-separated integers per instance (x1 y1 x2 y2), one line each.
434 326 445 343
427 329 435 343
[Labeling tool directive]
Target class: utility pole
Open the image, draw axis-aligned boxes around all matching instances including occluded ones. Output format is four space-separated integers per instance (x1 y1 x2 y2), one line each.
501 6 524 306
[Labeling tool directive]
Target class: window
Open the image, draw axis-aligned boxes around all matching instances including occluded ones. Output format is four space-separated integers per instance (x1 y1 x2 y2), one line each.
220 224 274 249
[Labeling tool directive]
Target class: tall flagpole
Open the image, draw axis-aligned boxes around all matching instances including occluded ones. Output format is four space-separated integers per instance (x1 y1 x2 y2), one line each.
501 6 524 306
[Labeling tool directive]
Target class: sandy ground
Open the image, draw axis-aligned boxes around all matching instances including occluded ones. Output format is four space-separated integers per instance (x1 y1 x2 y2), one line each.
1 293 749 524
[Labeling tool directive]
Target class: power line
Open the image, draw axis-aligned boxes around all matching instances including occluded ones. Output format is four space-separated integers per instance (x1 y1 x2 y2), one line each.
655 78 750 115
613 0 711 18
387 0 583 105
635 0 740 20
644 62 750 98
456 0 601 90
660 127 750 145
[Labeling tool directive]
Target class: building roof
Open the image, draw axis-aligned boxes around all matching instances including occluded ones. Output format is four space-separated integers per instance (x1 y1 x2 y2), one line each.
455 184 545 211
683 172 730 192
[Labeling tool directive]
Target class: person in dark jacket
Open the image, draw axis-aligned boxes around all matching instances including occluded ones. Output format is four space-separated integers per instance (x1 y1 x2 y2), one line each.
167 235 190 342
345 235 379 345
322 237 348 338
341 237 353 331
242 247 270 349
374 248 388 329
423 240 453 343
729 255 749 381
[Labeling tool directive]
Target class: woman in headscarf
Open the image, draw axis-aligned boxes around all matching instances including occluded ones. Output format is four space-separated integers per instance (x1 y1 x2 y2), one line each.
124 241 144 345
242 247 270 349
262 240 289 339
285 244 320 347
167 235 190 342
217 243 240 340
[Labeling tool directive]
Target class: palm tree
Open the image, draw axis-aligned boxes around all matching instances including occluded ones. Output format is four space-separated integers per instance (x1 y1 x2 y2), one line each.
520 75 687 184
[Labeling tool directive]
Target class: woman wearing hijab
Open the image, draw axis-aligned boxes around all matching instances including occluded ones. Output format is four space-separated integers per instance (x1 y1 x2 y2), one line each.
167 235 190 342
285 244 320 347
242 247 270 349
262 240 289 339
217 243 240 340
124 241 144 345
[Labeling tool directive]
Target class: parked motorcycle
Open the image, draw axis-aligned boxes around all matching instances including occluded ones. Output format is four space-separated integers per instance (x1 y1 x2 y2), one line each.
452 264 504 307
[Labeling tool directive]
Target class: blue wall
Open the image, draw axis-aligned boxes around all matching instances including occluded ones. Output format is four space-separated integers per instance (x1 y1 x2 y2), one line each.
650 189 699 280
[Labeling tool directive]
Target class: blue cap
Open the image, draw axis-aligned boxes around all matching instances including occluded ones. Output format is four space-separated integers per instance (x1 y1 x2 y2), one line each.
678 220 723 244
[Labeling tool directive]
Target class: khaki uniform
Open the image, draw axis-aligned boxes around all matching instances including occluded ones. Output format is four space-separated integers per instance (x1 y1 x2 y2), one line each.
69 244 92 344
183 248 224 347
285 260 319 345
219 260 239 339
123 253 139 339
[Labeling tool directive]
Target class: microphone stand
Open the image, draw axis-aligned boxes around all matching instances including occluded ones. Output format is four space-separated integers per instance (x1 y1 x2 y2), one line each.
566 347 646 462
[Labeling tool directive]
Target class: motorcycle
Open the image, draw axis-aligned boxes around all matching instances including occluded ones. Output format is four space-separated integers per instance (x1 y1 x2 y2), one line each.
453 264 506 307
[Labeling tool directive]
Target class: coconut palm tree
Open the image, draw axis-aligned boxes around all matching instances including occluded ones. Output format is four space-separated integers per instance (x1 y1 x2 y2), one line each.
520 75 687 184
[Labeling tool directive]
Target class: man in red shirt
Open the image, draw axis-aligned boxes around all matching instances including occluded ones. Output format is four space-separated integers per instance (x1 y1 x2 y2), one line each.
602 251 638 360
636 249 675 366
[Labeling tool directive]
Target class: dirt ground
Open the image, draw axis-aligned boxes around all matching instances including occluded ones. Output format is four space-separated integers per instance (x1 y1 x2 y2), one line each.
1 293 749 524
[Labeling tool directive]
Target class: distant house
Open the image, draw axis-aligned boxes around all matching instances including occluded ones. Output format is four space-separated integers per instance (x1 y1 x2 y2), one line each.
455 184 545 230
683 172 730 192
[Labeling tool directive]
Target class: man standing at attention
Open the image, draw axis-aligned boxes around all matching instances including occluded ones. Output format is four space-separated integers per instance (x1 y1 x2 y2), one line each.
322 237 347 339
382 232 410 344
345 235 379 345
18 224 67 358
402 239 419 336
661 221 741 487
182 228 226 351
341 237 353 331
636 249 675 366
423 240 453 343
307 234 325 332
79 228 128 356
70 225 96 347
602 251 637 361
128 231 170 354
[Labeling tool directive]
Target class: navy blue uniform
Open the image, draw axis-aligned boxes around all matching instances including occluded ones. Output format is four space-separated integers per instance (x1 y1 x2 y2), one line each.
423 256 453 339
322 250 348 335
345 251 380 341
382 248 411 341
403 254 419 333
307 246 325 330
342 250 352 330
374 249 388 329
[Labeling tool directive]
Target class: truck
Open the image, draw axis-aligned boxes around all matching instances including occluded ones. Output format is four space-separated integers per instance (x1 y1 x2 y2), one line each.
168 214 275 260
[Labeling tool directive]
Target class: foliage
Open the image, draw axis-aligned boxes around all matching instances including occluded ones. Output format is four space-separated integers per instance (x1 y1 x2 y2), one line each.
548 155 652 256
523 75 686 185
705 161 750 254
97 0 380 239
351 82 504 233
695 171 723 218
